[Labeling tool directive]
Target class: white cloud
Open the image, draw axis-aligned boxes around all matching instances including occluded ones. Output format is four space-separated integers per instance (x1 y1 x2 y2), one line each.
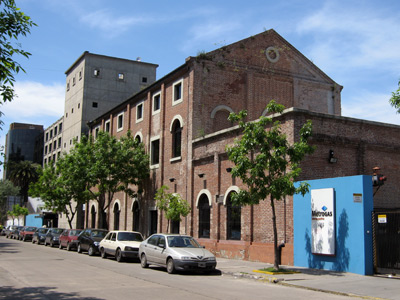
296 1 400 73
182 20 242 53
342 90 400 126
1 81 65 122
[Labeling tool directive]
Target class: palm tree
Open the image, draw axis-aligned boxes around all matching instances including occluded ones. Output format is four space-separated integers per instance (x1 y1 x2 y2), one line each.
7 160 40 203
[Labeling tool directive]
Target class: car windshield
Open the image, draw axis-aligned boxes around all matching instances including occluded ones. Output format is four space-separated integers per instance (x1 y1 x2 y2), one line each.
70 230 82 236
26 227 36 231
167 236 201 248
39 228 48 233
53 229 64 234
117 232 143 242
91 230 107 238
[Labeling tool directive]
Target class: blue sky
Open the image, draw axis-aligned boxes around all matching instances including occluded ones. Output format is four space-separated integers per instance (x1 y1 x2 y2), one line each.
1 0 400 162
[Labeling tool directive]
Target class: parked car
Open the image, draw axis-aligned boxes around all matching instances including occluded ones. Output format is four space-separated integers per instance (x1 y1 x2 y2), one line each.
19 226 37 241
77 228 108 256
139 234 217 274
44 228 64 247
32 227 49 245
10 226 23 239
4 225 17 238
59 229 82 251
99 230 143 262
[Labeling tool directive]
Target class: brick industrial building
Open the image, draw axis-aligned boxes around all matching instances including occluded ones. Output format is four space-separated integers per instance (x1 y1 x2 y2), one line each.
85 30 400 264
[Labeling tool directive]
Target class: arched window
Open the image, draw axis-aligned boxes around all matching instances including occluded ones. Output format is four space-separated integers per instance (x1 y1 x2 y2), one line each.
91 205 96 228
135 134 142 143
198 195 210 238
171 119 182 158
132 201 140 232
226 193 241 240
113 202 120 230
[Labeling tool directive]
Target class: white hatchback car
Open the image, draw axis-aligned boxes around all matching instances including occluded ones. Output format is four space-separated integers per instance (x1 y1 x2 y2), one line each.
139 234 217 274
99 231 143 262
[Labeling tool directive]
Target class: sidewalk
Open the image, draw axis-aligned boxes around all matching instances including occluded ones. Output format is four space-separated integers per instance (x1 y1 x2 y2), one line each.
216 258 400 300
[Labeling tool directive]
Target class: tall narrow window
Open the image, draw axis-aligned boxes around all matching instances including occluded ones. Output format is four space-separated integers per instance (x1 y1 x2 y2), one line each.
172 120 182 158
198 195 210 238
136 102 144 123
91 206 96 228
172 79 183 105
152 92 161 114
117 112 124 131
227 193 241 240
114 202 120 230
105 120 110 133
151 138 160 166
132 201 140 232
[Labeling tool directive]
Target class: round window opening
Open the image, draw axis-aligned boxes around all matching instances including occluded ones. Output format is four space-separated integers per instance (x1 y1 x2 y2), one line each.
265 46 279 63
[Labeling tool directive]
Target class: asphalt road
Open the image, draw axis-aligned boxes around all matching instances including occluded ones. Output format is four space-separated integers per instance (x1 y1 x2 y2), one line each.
0 237 354 300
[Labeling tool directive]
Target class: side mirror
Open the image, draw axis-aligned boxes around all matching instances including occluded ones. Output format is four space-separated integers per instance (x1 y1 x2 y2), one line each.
158 243 165 249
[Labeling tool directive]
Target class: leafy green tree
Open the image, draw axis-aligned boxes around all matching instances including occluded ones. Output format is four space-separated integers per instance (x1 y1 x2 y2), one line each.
0 179 19 224
226 100 314 270
72 131 150 229
7 203 28 225
29 158 91 229
7 160 40 202
155 185 191 233
0 0 36 117
389 80 400 113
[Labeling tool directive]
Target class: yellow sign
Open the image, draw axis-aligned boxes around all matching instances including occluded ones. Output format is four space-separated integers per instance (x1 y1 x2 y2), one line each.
378 215 387 223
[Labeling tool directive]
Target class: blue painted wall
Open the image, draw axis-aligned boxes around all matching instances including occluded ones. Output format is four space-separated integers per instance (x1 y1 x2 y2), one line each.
294 175 374 275
25 214 43 228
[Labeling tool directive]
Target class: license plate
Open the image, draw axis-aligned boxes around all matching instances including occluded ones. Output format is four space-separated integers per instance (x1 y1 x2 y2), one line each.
198 262 206 268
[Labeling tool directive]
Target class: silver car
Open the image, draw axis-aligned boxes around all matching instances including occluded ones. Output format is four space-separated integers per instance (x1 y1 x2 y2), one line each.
139 234 217 274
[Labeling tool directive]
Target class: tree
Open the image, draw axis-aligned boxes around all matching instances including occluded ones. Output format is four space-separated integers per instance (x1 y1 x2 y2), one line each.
7 203 28 225
0 0 36 118
155 185 191 233
72 131 150 229
0 179 19 224
7 160 40 202
29 158 91 229
389 80 400 113
226 100 315 270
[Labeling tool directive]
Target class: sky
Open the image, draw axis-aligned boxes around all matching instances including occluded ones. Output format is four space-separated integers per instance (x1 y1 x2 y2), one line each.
1 0 400 169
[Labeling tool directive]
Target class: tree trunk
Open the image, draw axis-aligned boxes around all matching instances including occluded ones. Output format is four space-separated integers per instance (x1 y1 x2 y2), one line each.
271 196 279 270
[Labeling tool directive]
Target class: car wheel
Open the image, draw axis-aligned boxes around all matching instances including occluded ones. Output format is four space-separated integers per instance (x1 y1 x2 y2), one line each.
100 247 107 259
88 245 95 256
66 242 71 251
32 239 35 244
116 248 123 262
23 236 26 242
167 258 175 274
44 240 47 246
140 253 148 268
50 241 54 248
59 242 63 249
77 243 82 253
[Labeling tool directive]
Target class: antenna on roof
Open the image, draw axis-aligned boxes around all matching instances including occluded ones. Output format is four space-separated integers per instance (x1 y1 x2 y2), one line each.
136 57 141 61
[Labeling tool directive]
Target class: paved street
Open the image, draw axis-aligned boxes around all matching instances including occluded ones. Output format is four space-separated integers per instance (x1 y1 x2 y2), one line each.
0 237 356 300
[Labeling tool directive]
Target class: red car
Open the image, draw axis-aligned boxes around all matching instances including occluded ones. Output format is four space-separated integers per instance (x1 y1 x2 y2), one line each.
59 229 83 251
19 226 37 241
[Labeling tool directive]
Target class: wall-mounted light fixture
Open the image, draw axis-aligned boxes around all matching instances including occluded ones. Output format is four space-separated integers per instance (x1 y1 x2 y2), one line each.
198 173 205 178
169 178 175 182
226 168 232 173
328 150 337 163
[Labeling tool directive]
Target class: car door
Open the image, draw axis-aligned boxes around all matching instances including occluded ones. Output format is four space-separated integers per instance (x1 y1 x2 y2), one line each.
109 232 117 255
144 235 160 264
102 232 112 255
80 229 91 251
153 235 167 265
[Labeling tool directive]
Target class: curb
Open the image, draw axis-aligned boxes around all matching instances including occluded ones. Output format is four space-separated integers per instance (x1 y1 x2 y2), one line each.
221 270 388 300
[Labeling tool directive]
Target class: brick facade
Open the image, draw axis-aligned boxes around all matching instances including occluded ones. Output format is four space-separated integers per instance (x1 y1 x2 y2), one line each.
86 29 400 265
